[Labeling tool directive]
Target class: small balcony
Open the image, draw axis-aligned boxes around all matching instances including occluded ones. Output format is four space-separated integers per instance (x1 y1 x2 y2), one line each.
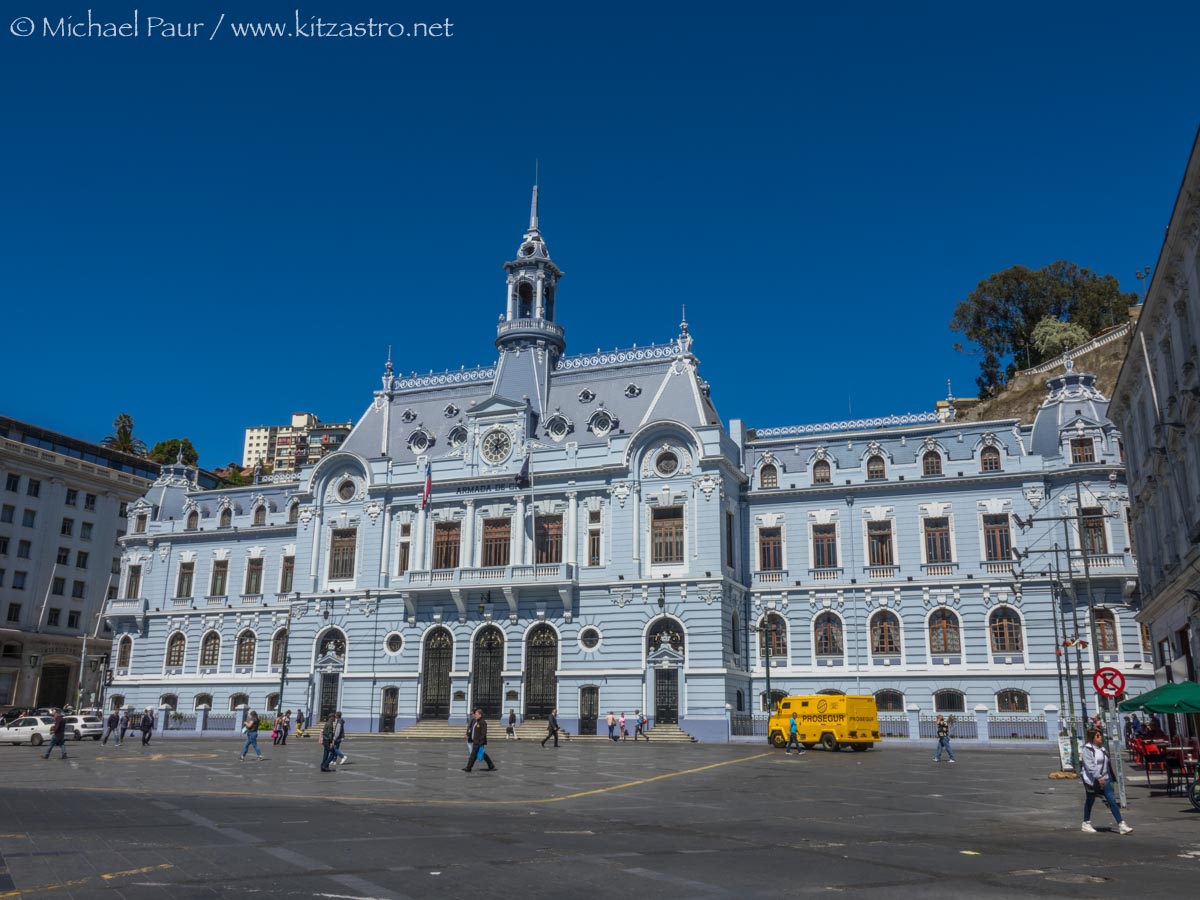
982 560 1013 575
106 597 146 614
864 565 900 580
808 567 843 582
752 569 788 586
1075 553 1127 570
240 593 263 605
404 563 576 589
922 562 957 577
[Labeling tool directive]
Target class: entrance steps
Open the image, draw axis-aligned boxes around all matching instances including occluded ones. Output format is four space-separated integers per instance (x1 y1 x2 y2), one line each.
381 719 698 742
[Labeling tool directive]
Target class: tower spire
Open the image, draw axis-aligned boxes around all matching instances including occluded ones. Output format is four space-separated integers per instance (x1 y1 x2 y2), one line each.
530 161 539 232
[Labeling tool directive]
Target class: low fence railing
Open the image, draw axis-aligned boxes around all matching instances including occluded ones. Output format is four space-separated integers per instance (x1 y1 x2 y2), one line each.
988 715 1048 740
204 713 240 732
878 716 908 738
919 715 977 739
731 714 768 737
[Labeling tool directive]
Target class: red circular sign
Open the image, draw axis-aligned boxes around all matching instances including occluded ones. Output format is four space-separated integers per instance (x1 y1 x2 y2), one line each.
1093 667 1125 698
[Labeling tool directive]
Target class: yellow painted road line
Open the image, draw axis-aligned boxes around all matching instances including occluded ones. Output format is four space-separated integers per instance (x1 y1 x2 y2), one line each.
101 864 174 880
50 752 772 808
0 864 174 897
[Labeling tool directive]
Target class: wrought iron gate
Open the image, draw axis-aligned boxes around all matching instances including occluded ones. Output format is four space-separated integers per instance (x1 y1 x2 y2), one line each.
319 673 340 722
471 627 504 719
421 628 453 719
523 624 558 719
36 664 70 708
654 668 679 725
579 686 599 735
380 687 399 732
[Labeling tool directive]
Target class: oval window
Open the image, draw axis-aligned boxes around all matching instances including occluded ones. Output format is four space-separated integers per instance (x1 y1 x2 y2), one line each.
656 452 679 477
338 480 355 501
579 627 601 650
385 633 404 654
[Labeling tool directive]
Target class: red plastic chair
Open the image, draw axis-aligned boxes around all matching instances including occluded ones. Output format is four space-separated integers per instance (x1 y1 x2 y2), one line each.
1131 737 1146 767
1144 742 1167 787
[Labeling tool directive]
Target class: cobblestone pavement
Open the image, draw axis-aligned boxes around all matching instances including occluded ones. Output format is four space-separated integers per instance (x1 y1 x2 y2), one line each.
1 735 1197 897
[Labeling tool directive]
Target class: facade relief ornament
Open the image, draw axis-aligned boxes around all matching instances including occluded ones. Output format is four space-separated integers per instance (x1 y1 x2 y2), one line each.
1022 486 1045 510
158 543 171 563
693 473 718 500
363 500 384 525
610 481 631 508
297 505 317 529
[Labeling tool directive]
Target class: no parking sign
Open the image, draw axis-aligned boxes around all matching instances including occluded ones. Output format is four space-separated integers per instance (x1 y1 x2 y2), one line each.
1093 667 1125 698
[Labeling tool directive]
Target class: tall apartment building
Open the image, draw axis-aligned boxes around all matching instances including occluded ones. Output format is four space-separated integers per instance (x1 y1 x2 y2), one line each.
0 417 158 711
242 413 351 472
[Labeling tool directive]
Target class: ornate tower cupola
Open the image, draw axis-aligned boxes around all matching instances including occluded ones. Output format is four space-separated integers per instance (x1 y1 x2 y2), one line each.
496 182 566 362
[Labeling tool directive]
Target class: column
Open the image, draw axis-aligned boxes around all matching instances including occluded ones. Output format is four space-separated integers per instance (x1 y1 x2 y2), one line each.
535 272 545 318
631 484 640 562
309 511 322 580
906 704 920 741
565 492 578 568
974 704 990 741
380 507 392 579
1044 704 1060 742
513 495 526 565
462 500 476 569
506 277 516 320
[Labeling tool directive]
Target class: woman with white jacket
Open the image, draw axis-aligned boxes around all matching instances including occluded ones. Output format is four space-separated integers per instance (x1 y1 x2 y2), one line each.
1080 728 1132 834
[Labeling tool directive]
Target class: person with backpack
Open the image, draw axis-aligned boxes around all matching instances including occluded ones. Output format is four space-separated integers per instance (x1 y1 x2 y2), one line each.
633 711 650 741
329 711 347 766
785 711 805 755
1081 728 1133 834
240 709 264 761
42 712 69 760
462 708 496 772
934 715 955 763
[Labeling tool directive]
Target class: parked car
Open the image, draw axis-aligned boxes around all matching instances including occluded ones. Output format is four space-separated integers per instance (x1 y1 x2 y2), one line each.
2 716 56 746
63 715 103 741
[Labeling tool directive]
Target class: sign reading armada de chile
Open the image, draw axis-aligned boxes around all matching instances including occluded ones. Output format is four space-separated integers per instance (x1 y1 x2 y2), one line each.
454 483 515 495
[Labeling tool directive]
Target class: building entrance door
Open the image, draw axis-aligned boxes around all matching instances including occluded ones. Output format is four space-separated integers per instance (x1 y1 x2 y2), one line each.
523 624 558 719
471 627 504 718
380 687 399 732
318 673 340 722
421 628 453 719
579 686 599 735
36 664 70 708
654 668 679 725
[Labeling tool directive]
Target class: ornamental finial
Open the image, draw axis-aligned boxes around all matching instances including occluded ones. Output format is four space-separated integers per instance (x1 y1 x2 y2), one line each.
1062 340 1075 373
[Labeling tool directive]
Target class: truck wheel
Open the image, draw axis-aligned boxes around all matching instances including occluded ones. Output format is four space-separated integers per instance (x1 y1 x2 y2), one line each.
820 733 839 752
770 731 786 748
31 734 44 747
851 743 872 752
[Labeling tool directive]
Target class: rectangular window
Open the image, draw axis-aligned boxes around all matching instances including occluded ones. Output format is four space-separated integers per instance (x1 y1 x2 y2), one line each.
60 517 73 536
1070 438 1095 464
84 494 96 511
75 551 88 569
1 505 13 524
51 576 65 595
280 556 294 593
397 523 411 574
1081 507 1108 555
118 502 127 518
1125 507 1136 557
80 522 93 540
725 510 735 569
0 536 7 554
481 518 511 567
71 580 85 599
176 561 194 598
433 522 460 570
245 557 263 594
67 610 80 629
26 479 40 498
126 564 142 598
812 524 838 569
209 560 228 596
17 540 31 559
867 521 894 567
536 515 563 564
47 608 61 627
57 547 70 565
135 515 147 534
758 527 783 571
588 521 602 567
983 514 1012 562
329 529 357 579
65 488 77 506
651 507 684 564
13 571 26 589
4 474 17 492
0 568 5 586
21 509 35 528
5 603 18 623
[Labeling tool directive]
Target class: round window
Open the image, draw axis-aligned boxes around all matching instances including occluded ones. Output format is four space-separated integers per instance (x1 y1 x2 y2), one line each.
448 426 468 448
337 480 355 501
546 415 570 441
409 430 430 453
385 633 403 654
591 411 613 436
656 452 679 476
579 627 601 650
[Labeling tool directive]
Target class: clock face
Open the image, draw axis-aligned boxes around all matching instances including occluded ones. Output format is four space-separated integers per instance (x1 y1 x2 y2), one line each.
481 429 512 464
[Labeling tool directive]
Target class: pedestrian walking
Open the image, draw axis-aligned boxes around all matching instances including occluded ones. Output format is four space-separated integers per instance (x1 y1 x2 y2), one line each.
541 708 560 748
42 712 69 760
330 711 348 765
785 712 805 755
140 709 154 746
102 710 120 745
319 714 336 772
296 708 306 737
619 712 628 741
607 711 617 741
463 708 496 772
634 711 650 741
280 710 291 745
118 710 129 744
1081 728 1133 834
934 714 955 763
241 709 264 761
506 709 518 740
272 713 283 745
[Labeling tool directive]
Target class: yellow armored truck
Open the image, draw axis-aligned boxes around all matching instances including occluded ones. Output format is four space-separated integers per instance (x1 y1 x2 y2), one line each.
768 694 881 752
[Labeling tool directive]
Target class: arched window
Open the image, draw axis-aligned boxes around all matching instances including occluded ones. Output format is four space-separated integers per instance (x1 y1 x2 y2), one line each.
229 693 249 711
814 612 843 656
761 689 787 712
760 463 778 489
186 510 199 530
870 611 901 655
159 693 178 711
934 689 965 713
759 613 787 658
817 688 845 695
200 632 221 667
731 613 740 655
1095 609 1118 651
253 506 267 526
287 502 299 524
517 281 534 318
647 618 684 652
194 693 213 710
928 609 961 654
266 693 280 712
735 689 745 712
980 446 1001 472
318 628 347 659
875 689 905 712
236 630 257 666
996 689 1029 713
922 451 943 476
117 635 132 668
110 694 125 711
219 508 232 529
866 455 886 480
813 459 831 484
165 633 185 668
988 607 1023 654
271 629 288 665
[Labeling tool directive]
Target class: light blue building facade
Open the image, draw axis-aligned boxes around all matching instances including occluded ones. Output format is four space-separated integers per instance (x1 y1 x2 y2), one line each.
105 193 1152 740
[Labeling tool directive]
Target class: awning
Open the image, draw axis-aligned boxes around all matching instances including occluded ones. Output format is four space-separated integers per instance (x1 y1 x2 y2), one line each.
1119 680 1200 714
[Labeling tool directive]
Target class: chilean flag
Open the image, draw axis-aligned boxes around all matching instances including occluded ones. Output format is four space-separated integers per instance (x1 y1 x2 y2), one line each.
515 455 531 489
420 461 432 510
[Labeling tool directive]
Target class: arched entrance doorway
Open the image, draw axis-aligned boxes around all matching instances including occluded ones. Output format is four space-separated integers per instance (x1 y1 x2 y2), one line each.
523 624 558 719
421 628 453 719
315 629 347 722
380 687 399 732
471 626 504 719
647 618 685 725
36 663 71 708
579 686 599 735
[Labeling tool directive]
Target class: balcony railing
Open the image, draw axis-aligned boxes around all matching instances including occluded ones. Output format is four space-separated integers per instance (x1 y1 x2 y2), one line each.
982 560 1013 574
240 593 263 605
752 569 787 586
1077 553 1127 570
865 565 899 579
808 567 843 582
922 563 956 576
107 598 145 612
405 563 575 588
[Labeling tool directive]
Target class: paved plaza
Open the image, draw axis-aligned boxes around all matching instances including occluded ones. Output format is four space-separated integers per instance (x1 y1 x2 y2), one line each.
0 735 1197 898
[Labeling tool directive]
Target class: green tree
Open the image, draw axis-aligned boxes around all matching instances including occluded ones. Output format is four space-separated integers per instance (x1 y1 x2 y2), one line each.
100 413 147 456
1030 316 1090 359
148 438 200 467
951 261 1137 395
218 463 246 488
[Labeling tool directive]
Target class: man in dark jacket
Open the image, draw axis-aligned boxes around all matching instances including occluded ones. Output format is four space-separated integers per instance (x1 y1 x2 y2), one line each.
43 712 69 760
541 708 560 748
463 709 496 772
319 715 337 772
102 711 120 745
140 709 154 746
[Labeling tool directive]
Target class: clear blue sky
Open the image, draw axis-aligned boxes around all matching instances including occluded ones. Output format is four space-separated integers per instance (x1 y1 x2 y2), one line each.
3 1 1197 467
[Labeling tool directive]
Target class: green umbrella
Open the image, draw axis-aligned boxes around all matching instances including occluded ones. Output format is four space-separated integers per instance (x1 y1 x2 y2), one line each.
1119 681 1200 714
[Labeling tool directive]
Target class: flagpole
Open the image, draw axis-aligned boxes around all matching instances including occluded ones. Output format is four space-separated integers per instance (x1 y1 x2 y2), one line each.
529 450 537 576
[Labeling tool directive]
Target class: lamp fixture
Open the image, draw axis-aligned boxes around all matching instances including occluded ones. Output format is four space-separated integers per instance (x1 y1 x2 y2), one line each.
29 654 39 667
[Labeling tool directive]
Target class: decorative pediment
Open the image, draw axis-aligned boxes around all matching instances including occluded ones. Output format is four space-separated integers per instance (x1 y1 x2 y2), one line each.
315 652 344 673
466 395 529 417
647 643 684 667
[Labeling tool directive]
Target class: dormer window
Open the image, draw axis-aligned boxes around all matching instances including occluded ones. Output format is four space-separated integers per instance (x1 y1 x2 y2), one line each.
625 383 642 398
578 389 595 403
545 415 571 441
866 455 886 480
1070 438 1095 464
185 510 199 531
760 463 778 489
980 446 1002 472
134 514 148 534
922 451 943 476
219 508 232 529
589 410 615 437
408 430 433 453
448 426 468 448
813 459 831 485
253 506 267 526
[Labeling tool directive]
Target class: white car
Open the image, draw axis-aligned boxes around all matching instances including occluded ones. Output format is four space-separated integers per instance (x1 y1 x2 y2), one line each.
63 715 103 741
2 716 56 746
